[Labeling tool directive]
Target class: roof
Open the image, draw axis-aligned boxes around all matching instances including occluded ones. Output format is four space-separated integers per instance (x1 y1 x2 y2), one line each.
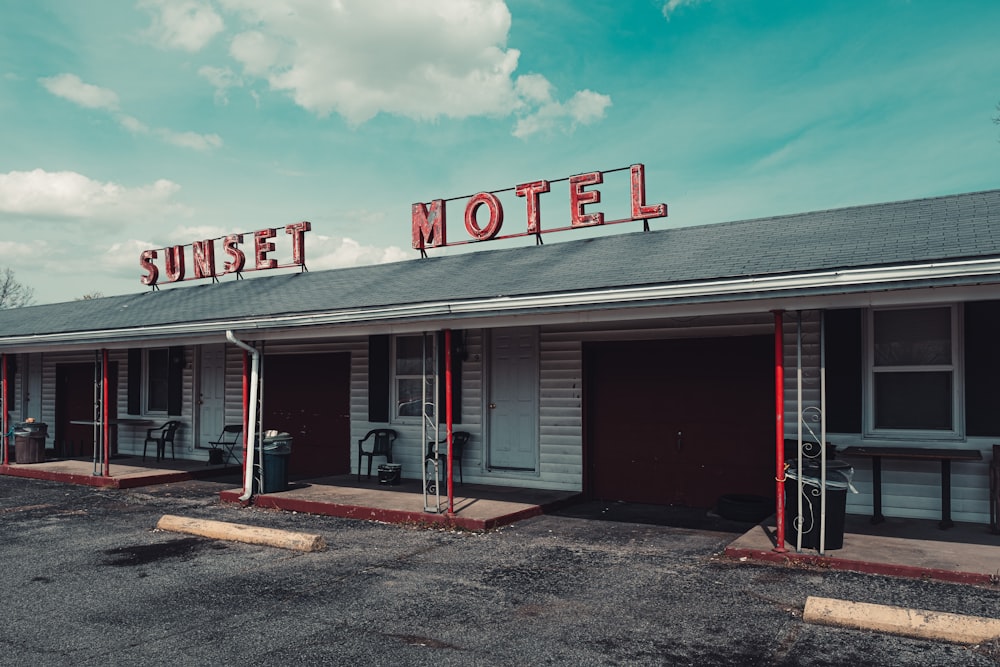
2 188 999 346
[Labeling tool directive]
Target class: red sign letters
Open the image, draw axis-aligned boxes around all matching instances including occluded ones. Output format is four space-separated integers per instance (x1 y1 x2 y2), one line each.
412 164 666 250
140 222 311 287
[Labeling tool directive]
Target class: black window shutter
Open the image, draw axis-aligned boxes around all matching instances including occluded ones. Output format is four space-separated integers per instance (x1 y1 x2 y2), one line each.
825 309 863 433
368 335 390 422
965 301 1000 436
438 331 463 424
127 349 141 415
167 346 184 416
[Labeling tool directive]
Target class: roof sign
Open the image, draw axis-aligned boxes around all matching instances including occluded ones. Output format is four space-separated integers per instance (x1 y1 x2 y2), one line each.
412 164 666 252
140 222 311 288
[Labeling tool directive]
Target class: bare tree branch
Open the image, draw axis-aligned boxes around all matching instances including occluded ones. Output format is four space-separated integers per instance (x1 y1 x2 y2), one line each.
0 267 36 309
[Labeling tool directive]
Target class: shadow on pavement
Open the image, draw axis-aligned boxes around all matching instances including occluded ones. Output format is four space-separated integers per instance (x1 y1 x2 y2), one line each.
549 499 757 533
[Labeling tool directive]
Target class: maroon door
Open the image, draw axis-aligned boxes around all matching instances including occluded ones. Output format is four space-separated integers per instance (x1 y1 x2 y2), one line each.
55 362 118 457
585 336 774 507
262 352 351 479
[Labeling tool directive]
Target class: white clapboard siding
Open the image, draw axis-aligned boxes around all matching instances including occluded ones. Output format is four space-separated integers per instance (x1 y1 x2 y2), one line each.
537 330 583 490
781 311 824 443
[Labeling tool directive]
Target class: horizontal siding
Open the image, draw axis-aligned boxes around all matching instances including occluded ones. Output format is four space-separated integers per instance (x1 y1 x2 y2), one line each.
538 331 583 490
782 311 824 442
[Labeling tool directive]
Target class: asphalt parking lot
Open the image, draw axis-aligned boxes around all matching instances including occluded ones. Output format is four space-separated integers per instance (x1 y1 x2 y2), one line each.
1 475 997 666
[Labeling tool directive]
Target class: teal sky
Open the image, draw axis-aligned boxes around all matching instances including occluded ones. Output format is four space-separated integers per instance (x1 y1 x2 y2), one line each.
1 0 997 304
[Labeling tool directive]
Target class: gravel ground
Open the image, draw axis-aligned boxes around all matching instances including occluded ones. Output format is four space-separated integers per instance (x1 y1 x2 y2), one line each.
1 475 997 666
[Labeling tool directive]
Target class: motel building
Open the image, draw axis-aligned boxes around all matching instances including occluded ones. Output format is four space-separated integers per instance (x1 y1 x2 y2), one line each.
0 165 998 547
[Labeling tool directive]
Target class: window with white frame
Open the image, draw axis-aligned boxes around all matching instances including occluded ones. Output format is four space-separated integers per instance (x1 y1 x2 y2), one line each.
393 335 434 419
867 305 960 435
146 348 170 413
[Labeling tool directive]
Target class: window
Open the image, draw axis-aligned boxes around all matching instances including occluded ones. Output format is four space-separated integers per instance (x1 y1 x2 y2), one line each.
128 346 184 416
867 306 960 435
146 348 170 413
368 333 464 424
394 335 434 419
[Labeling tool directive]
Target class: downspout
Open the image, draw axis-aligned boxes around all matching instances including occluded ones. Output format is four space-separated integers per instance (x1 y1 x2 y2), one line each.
772 310 787 552
227 331 259 502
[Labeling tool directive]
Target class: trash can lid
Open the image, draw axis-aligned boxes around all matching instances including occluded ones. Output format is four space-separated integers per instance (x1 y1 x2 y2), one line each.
786 460 856 491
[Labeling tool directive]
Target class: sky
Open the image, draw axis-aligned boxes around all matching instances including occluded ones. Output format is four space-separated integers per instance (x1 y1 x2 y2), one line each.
1 0 998 305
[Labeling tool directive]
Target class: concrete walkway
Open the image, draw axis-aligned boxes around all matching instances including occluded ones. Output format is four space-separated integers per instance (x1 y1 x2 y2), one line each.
725 515 1000 586
220 475 582 532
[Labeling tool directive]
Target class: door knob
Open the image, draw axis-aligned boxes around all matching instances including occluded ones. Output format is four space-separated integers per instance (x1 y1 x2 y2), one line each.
676 431 683 451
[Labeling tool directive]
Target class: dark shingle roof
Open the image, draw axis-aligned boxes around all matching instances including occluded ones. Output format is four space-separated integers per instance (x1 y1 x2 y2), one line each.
2 188 999 340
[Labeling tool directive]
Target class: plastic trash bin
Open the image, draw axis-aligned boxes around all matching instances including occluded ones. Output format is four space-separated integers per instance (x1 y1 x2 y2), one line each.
14 421 48 464
378 463 402 486
784 459 855 550
259 432 292 493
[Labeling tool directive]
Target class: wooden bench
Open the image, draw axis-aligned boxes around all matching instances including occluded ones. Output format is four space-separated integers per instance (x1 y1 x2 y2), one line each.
840 446 982 529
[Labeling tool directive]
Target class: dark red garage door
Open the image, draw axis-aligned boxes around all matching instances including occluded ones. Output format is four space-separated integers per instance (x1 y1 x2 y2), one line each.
585 336 775 508
262 352 351 479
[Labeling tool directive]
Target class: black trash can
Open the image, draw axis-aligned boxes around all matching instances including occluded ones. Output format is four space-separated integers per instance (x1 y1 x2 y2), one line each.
378 463 402 486
259 432 292 493
14 421 48 464
784 459 854 550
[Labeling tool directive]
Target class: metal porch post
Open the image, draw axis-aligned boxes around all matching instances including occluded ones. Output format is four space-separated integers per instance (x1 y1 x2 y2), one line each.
102 349 110 477
445 328 454 514
2 354 8 466
773 310 787 552
241 349 250 495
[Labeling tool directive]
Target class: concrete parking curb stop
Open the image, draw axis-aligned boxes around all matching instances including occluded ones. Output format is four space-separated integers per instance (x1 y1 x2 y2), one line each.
803 596 1000 644
156 514 327 552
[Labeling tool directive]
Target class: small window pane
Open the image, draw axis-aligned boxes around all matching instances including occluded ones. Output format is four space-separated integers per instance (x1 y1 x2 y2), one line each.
395 336 432 375
396 378 433 417
147 349 169 412
873 308 951 366
873 371 952 430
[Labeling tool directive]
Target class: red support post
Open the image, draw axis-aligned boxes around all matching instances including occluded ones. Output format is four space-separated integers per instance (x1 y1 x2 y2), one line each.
445 328 454 514
2 354 8 466
241 350 250 495
102 349 110 477
773 310 787 552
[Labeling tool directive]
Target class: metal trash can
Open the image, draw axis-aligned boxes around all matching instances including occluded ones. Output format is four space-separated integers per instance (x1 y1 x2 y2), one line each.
378 463 402 486
14 421 48 464
784 459 855 550
259 432 292 493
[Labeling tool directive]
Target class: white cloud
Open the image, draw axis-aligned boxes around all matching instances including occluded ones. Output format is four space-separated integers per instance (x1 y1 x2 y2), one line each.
39 73 222 151
118 114 149 133
308 235 408 270
217 0 520 124
202 0 607 136
40 73 120 110
512 87 612 138
139 0 225 52
662 0 707 20
0 169 182 220
198 65 243 104
157 129 224 151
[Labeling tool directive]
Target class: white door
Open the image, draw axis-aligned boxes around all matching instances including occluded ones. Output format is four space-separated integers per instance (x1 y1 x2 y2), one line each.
198 344 226 446
487 327 539 471
25 355 42 421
